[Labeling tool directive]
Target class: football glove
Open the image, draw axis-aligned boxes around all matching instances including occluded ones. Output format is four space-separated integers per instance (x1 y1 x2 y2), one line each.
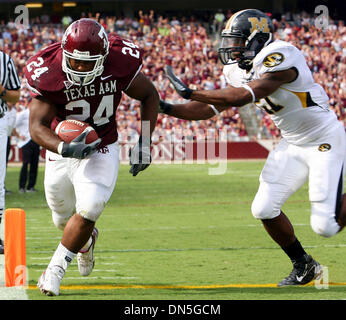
164 65 193 99
129 136 152 176
61 128 101 159
159 100 173 115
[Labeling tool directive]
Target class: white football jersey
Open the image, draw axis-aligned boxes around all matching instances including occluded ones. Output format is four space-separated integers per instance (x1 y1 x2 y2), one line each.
223 61 256 111
224 40 339 145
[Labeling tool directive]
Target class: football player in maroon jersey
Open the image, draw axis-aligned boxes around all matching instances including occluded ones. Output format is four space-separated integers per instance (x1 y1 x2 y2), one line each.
24 18 159 296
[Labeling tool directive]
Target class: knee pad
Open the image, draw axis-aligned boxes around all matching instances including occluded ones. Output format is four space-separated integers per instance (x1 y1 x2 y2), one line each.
76 198 105 222
251 191 281 220
310 201 341 237
52 212 71 230
75 183 109 222
310 212 340 238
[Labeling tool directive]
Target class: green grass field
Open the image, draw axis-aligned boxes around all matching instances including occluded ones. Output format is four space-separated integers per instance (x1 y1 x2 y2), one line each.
3 161 346 300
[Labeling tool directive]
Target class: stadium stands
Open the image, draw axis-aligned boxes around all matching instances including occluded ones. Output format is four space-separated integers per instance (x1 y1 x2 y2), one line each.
1 10 345 148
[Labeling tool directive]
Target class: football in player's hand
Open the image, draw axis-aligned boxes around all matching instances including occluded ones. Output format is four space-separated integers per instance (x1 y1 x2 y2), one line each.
55 119 99 144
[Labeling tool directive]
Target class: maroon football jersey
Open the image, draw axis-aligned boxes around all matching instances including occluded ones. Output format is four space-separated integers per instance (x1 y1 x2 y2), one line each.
24 35 143 148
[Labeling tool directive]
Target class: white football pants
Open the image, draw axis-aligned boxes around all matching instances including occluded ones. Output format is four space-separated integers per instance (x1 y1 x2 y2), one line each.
44 142 120 230
252 122 345 238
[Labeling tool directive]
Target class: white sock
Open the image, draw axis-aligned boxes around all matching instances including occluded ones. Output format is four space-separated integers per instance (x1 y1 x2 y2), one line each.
48 242 76 272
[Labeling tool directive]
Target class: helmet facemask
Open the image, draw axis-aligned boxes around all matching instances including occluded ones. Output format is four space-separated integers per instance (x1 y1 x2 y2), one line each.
61 19 110 86
218 35 247 66
62 49 108 86
218 30 272 70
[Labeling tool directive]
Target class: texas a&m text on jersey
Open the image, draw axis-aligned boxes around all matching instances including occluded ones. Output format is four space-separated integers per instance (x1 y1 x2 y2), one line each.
24 34 143 149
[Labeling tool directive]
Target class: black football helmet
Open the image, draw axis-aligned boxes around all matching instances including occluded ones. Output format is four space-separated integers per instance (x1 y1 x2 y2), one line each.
218 9 274 70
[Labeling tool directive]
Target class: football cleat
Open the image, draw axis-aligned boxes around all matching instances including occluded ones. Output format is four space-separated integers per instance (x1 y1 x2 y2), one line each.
77 227 98 276
37 266 65 296
277 254 323 287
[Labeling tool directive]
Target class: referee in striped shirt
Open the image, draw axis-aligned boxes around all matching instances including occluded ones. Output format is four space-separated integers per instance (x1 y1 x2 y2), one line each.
0 50 21 254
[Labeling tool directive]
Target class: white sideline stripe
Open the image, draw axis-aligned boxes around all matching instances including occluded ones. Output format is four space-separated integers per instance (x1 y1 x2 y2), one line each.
63 276 138 280
31 243 346 255
27 241 60 244
98 223 311 231
26 227 56 230
0 287 29 300
34 269 118 272
27 237 60 239
29 257 123 265
24 223 311 240
85 223 310 232
28 256 72 261
25 208 311 222
24 221 312 232
80 269 118 272
98 210 311 218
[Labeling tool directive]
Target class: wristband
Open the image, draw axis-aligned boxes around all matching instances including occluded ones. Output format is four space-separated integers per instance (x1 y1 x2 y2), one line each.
183 87 193 100
57 141 64 155
209 105 220 116
242 84 256 103
159 100 173 115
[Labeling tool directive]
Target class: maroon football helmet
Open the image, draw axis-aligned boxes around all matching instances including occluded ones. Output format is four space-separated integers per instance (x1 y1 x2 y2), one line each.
61 18 109 86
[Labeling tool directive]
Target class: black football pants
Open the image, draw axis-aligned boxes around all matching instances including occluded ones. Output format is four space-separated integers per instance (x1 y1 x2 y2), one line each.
19 140 40 190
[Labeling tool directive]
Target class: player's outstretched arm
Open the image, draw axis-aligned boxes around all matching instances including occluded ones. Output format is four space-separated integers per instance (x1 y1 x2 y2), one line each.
159 100 223 120
165 65 297 108
189 69 297 106
164 66 193 99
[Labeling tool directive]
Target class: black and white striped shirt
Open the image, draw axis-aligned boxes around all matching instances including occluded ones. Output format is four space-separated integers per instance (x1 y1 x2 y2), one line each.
0 51 21 116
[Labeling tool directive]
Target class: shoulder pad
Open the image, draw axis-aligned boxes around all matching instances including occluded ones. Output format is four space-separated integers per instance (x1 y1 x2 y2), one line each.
24 42 66 93
253 40 299 74
105 35 143 79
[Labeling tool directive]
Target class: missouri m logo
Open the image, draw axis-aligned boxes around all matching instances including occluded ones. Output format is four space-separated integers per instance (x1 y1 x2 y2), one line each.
318 143 331 152
248 17 270 33
263 53 284 67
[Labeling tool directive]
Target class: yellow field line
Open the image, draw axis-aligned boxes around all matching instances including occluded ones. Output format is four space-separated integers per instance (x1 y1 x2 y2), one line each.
26 282 346 290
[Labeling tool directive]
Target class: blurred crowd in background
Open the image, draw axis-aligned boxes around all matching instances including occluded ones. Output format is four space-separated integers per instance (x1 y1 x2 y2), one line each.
0 9 345 146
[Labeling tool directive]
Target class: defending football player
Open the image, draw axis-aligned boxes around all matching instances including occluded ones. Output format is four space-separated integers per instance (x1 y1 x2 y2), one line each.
160 9 346 286
24 19 159 296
